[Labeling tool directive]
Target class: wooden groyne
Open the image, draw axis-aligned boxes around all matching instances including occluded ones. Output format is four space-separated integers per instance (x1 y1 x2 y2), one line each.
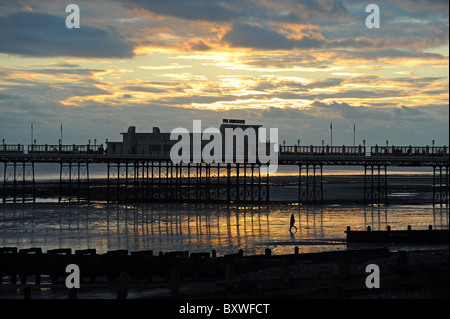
0 246 388 285
346 225 449 243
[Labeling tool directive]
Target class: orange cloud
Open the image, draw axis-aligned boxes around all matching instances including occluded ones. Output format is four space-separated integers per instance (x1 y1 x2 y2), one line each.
269 22 323 41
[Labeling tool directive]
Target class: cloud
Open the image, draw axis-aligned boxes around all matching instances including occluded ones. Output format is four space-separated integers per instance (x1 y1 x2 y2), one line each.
0 11 134 58
123 0 352 24
43 62 81 68
222 22 381 51
348 48 447 60
185 39 211 51
0 93 14 100
255 100 448 146
124 0 245 22
121 86 172 93
223 23 295 50
310 100 449 122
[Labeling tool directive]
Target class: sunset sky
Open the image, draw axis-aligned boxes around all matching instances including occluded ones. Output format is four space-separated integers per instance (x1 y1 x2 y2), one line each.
0 0 448 147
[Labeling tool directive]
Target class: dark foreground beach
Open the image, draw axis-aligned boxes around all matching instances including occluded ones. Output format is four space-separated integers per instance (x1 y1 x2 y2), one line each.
0 248 448 299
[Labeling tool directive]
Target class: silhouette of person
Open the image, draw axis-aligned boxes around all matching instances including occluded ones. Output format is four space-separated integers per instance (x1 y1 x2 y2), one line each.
289 214 297 233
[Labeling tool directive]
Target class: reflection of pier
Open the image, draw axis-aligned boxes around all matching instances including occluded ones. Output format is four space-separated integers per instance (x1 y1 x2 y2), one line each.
0 204 273 254
1 143 449 205
362 205 449 231
1 203 448 261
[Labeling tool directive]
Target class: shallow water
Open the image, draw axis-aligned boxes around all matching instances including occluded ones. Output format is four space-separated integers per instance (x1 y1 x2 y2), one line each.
0 163 433 181
0 203 448 256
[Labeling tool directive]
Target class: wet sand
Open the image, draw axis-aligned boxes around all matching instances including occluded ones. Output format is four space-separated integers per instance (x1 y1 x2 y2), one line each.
18 174 439 205
270 174 437 205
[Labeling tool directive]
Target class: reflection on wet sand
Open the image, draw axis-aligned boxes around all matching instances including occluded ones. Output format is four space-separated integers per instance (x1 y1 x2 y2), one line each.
0 203 448 256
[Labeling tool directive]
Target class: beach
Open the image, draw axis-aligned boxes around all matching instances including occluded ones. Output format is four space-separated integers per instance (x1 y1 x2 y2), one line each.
0 173 448 299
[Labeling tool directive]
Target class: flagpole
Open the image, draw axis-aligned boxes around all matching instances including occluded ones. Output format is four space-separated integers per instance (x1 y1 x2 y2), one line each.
330 122 333 147
31 123 33 146
61 123 63 145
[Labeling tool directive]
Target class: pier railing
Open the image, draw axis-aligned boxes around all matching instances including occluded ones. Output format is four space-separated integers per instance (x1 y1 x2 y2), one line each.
1 143 449 159
0 144 24 153
370 145 448 157
26 144 104 154
279 145 365 156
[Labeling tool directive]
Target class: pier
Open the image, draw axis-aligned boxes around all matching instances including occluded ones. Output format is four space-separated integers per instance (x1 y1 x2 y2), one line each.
1 143 449 205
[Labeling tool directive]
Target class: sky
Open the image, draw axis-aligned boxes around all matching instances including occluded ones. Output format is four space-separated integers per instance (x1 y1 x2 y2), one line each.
0 0 448 147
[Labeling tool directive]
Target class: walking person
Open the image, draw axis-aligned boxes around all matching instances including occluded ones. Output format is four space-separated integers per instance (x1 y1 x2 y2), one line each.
289 214 297 233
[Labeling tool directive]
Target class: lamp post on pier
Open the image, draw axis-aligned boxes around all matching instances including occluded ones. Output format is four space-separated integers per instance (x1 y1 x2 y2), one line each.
353 124 355 146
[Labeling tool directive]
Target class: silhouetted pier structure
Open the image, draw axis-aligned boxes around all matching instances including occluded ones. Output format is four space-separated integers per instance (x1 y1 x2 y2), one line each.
1 143 449 205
